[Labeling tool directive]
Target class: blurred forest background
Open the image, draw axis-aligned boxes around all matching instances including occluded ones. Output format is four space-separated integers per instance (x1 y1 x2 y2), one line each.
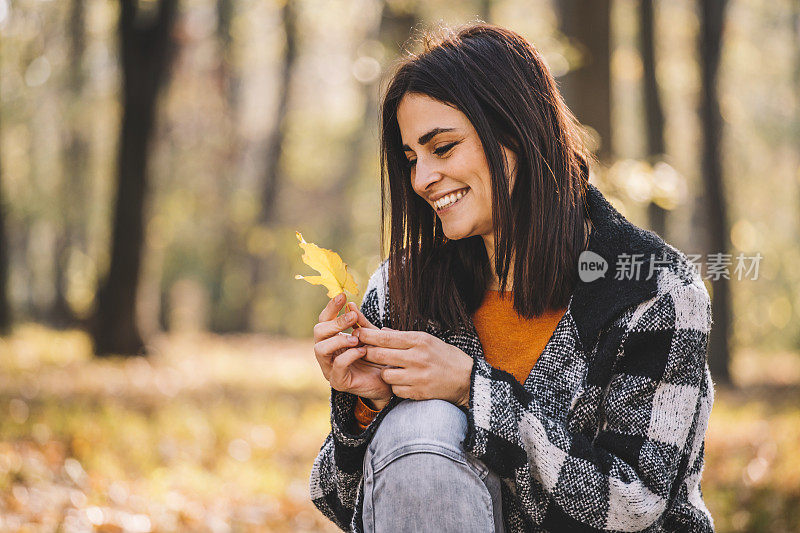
1 0 799 531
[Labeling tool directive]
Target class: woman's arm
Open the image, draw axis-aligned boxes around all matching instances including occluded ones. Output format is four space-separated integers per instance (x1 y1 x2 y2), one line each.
462 278 715 532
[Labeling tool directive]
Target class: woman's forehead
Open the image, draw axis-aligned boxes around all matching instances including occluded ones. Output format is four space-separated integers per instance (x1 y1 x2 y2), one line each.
397 94 469 143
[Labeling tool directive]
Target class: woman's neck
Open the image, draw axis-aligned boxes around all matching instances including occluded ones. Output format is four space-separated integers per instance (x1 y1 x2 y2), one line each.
485 251 512 292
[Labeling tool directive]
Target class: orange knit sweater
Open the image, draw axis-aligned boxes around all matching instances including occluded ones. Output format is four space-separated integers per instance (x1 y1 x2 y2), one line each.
354 290 568 430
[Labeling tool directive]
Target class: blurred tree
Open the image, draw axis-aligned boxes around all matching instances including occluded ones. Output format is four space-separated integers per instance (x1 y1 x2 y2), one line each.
259 0 296 230
51 0 89 327
555 0 612 162
792 0 800 350
216 0 239 109
0 48 10 335
238 0 298 331
208 0 244 332
794 2 800 239
699 0 732 384
640 0 668 238
91 0 179 356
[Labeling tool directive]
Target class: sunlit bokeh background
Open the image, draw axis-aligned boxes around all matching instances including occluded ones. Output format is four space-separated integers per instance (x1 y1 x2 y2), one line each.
0 0 798 531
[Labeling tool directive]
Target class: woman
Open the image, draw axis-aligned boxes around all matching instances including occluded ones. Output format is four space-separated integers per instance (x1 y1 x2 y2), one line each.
309 23 715 533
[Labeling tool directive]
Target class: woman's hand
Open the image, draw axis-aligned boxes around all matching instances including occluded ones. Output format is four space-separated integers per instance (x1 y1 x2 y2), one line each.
353 327 474 407
313 294 392 403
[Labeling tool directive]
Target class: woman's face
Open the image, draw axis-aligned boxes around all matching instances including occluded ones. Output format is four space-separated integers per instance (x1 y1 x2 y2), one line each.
396 92 516 242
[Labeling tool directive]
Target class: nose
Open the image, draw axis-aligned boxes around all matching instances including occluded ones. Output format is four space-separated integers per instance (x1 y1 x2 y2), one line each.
411 158 443 196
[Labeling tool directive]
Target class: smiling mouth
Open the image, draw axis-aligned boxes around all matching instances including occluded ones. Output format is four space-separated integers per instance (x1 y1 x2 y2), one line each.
434 188 470 213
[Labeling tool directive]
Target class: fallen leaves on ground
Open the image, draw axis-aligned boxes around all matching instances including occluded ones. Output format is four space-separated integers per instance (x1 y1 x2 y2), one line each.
0 325 798 532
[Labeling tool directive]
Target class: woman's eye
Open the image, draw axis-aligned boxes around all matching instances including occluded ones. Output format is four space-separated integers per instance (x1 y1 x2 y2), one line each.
434 142 458 156
403 141 457 169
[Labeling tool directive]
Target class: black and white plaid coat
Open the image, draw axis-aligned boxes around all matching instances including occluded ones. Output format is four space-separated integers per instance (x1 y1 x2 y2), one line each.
309 183 715 532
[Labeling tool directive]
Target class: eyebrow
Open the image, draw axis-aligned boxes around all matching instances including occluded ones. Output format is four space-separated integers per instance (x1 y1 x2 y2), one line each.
402 127 456 152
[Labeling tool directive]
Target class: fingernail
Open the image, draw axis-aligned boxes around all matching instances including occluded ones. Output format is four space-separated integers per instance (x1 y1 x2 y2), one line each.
336 294 344 303
346 311 356 320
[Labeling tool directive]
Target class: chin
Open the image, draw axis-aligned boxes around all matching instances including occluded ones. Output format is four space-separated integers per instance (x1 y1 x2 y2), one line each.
441 222 474 241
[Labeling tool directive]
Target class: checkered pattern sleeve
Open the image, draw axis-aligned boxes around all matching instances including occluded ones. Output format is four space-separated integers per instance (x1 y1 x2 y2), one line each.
463 276 715 532
309 261 397 532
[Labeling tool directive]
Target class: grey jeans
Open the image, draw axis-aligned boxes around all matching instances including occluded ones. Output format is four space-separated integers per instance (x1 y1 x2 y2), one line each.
361 398 505 533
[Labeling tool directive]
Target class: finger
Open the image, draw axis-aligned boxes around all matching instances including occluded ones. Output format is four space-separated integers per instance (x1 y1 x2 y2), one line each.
354 327 420 349
380 366 406 385
314 309 359 341
319 292 347 323
346 302 378 330
390 384 414 399
316 331 360 359
330 346 368 384
363 346 409 367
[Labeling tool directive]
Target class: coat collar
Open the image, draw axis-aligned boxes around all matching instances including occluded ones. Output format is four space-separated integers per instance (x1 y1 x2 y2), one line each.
568 182 677 350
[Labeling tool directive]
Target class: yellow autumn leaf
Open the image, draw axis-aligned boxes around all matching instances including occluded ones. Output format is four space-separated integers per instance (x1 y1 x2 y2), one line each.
294 231 359 299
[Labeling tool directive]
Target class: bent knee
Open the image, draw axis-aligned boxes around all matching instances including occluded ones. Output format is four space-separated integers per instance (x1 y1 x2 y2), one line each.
368 399 468 459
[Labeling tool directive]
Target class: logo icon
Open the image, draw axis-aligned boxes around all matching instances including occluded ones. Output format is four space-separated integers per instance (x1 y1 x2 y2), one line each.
578 251 607 282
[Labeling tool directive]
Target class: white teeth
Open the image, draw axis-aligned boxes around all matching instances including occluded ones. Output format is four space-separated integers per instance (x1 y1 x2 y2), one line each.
435 188 468 210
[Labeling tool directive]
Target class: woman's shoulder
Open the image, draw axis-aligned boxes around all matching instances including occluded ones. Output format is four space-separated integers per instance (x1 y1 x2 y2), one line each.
651 245 712 327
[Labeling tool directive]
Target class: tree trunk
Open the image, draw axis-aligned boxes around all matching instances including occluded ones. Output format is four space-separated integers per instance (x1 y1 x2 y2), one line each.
238 0 298 332
0 42 10 335
640 0 668 237
91 0 178 356
259 0 296 228
699 0 732 384
215 0 240 110
792 0 800 349
556 0 612 163
793 2 800 241
208 0 247 333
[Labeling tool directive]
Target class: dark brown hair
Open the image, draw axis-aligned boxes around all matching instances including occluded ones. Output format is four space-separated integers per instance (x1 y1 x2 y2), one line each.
378 22 594 332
